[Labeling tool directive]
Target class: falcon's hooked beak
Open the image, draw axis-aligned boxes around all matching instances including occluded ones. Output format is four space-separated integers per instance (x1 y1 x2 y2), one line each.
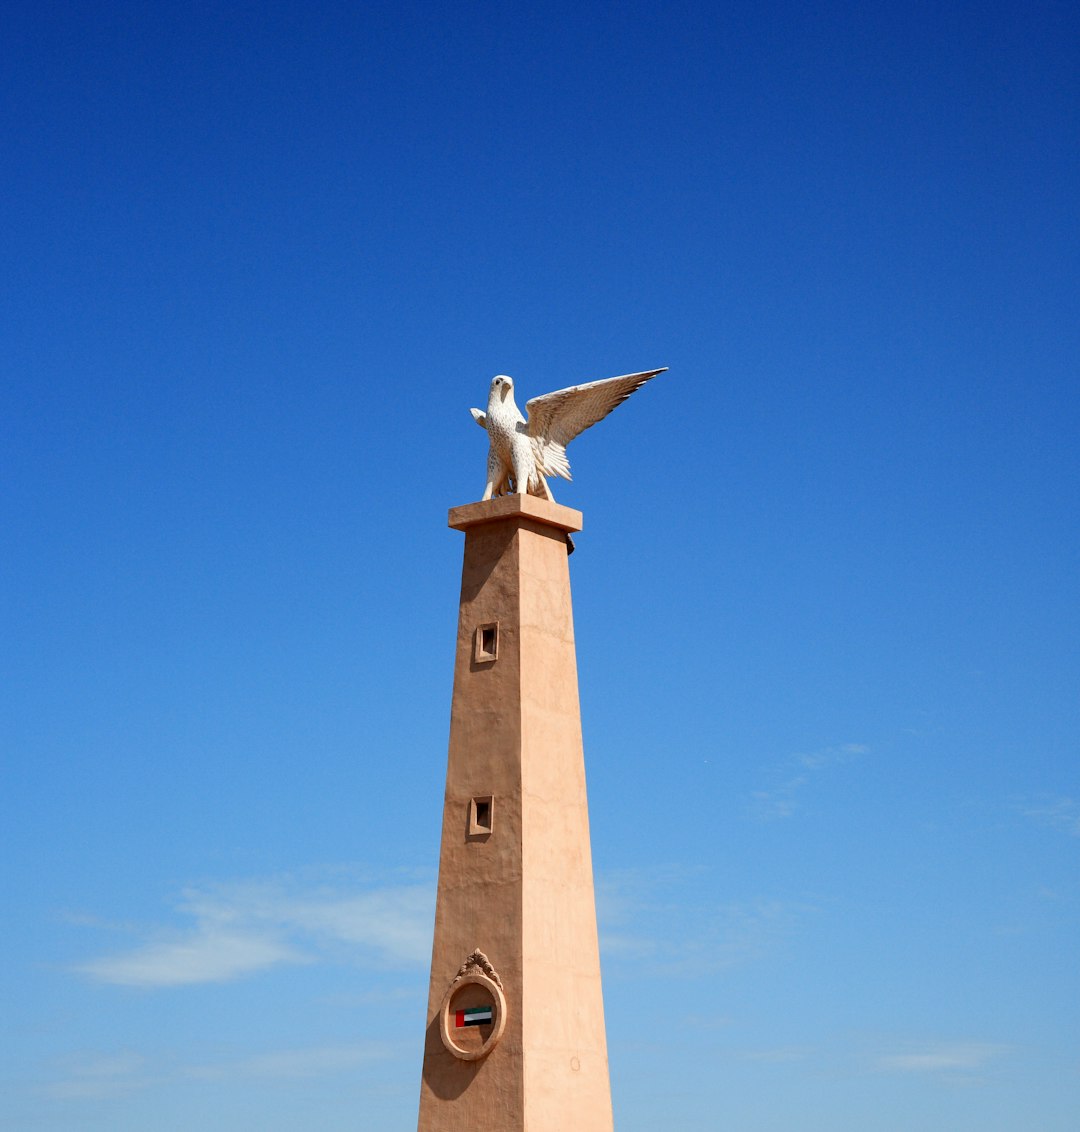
494 375 513 402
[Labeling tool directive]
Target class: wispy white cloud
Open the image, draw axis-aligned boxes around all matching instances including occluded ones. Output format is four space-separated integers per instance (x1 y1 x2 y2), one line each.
48 1043 392 1101
597 866 811 976
48 1053 150 1101
750 742 869 819
72 870 434 988
76 929 306 987
740 1045 814 1063
877 1041 1008 1077
1019 795 1080 837
183 1042 392 1081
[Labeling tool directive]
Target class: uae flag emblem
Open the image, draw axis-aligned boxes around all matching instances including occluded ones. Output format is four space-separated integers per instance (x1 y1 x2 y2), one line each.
455 1006 494 1028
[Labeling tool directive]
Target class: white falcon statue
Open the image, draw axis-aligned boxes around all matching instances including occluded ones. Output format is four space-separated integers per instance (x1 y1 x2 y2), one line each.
470 368 667 503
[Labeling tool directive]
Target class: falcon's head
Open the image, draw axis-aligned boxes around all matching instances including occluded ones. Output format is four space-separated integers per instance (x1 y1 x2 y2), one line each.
491 375 514 402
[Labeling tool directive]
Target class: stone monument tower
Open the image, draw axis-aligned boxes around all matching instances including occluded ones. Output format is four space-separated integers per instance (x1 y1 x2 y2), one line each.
417 495 610 1131
417 369 664 1131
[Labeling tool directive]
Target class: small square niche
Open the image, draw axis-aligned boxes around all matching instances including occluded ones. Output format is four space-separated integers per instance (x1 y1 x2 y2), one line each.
469 796 494 836
474 622 499 663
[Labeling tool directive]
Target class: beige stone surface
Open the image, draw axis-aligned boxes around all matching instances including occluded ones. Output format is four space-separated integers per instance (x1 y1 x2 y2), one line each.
417 497 612 1132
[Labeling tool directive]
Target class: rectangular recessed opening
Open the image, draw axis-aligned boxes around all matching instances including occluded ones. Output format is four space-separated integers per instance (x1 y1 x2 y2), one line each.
469 796 493 835
474 622 499 663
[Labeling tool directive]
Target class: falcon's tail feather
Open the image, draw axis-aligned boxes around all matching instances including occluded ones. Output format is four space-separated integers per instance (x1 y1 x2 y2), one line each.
532 437 572 481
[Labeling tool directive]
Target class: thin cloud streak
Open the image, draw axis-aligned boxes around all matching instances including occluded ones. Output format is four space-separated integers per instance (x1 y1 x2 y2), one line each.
48 1043 393 1101
750 742 870 820
1019 795 1080 837
184 1042 393 1081
877 1042 1008 1075
597 866 811 976
72 871 434 988
740 1045 814 1063
76 931 308 988
47 1053 150 1101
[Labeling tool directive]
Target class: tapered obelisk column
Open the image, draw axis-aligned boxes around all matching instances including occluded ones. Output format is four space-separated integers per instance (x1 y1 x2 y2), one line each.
417 494 612 1132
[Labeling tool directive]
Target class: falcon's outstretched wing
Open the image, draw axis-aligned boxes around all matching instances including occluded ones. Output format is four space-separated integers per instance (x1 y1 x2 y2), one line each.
525 368 666 481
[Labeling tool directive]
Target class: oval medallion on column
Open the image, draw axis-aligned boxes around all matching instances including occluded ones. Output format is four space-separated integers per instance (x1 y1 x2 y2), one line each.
439 950 507 1061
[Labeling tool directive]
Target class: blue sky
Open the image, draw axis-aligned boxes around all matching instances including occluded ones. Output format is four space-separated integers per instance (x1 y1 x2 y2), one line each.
2 1 1077 1128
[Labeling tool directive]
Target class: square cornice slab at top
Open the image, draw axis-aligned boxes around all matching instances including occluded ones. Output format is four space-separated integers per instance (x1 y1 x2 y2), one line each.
448 495 584 535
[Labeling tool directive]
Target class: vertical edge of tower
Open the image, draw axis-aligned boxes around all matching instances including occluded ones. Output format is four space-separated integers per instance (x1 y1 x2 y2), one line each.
517 507 613 1131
